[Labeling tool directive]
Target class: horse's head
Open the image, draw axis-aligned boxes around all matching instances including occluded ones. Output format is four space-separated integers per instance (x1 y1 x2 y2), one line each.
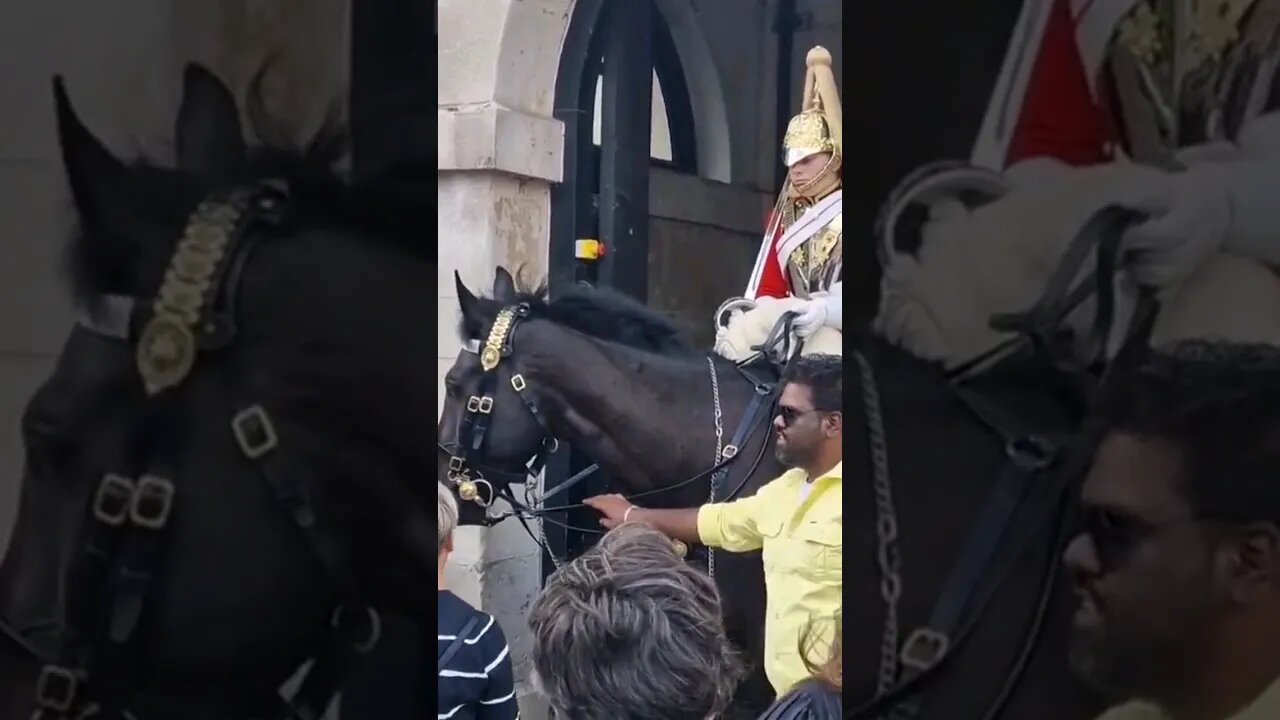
4 63 438 714
440 268 555 523
439 268 697 525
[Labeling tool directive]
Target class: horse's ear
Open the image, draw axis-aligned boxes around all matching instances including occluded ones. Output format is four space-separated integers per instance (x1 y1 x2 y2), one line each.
53 76 135 239
175 63 247 182
492 267 516 302
455 271 483 337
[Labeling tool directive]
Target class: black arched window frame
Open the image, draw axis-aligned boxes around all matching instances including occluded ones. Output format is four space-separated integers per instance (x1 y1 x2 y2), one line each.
586 5 698 175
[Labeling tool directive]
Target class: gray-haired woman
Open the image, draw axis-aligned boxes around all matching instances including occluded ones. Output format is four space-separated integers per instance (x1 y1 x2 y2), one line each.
528 522 744 719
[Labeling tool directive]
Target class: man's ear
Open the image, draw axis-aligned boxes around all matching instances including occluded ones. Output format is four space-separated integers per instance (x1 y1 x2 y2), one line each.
824 410 843 437
444 532 454 555
1224 523 1280 604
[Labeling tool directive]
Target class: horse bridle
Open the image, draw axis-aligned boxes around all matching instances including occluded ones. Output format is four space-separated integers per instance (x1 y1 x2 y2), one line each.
3 180 385 720
438 302 780 566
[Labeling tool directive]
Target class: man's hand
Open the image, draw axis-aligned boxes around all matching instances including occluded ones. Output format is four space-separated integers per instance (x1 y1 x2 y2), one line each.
583 494 635 530
585 496 705 544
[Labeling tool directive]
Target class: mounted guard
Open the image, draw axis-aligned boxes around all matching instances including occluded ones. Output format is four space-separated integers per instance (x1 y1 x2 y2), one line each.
873 0 1280 376
715 46 843 362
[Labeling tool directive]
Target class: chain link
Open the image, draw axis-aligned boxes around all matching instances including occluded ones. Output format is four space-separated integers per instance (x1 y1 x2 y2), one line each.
706 357 725 580
527 474 563 569
855 349 904 697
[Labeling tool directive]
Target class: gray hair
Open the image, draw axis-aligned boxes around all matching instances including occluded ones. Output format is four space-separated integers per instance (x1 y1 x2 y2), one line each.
437 481 458 555
528 523 743 720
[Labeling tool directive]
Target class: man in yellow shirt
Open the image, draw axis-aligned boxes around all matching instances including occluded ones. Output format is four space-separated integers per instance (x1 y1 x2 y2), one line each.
584 354 842 698
1063 341 1280 720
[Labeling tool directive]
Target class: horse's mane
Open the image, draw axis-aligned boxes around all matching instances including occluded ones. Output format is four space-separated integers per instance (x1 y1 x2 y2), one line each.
463 277 696 357
65 67 434 304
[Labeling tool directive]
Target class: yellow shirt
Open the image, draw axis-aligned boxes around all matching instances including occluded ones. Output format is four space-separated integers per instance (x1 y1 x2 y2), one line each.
696 462 842 696
1096 673 1280 720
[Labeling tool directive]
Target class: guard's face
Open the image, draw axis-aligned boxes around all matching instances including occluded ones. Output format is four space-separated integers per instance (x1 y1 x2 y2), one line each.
788 151 833 187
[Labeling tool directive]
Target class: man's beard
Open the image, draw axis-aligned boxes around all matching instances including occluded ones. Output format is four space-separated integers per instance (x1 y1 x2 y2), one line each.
1068 591 1214 702
774 441 810 468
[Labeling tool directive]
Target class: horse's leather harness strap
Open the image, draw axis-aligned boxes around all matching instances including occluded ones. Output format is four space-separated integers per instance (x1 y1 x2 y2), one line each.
889 389 1064 719
23 181 373 720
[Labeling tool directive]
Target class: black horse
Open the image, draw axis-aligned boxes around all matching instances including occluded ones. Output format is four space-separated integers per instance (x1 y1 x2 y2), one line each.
0 65 439 719
439 265 1117 719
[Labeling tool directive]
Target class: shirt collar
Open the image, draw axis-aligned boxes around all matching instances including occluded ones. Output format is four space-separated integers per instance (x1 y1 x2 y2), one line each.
1230 672 1280 720
1095 672 1280 720
785 461 843 485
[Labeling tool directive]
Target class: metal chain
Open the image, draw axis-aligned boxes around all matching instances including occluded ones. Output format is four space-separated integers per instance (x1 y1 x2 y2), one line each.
706 357 725 580
855 349 904 697
530 475 563 570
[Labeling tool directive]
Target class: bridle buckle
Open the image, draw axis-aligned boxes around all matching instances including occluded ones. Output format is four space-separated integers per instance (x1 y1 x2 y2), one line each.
231 404 279 459
131 475 175 530
331 606 382 655
466 395 494 414
92 474 135 527
900 627 950 672
34 664 81 713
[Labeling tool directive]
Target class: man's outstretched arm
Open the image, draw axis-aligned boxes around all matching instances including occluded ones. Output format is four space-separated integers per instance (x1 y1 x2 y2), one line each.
584 489 772 553
583 496 702 542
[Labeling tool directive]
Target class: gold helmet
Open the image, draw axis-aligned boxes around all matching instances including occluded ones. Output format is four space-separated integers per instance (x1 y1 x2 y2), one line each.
783 47 842 168
781 47 842 202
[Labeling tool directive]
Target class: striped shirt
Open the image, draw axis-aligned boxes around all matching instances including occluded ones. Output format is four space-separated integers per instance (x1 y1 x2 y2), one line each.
437 590 519 720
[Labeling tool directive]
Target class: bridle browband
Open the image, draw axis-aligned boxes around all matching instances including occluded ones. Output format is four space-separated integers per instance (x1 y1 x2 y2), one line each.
4 180 387 720
439 302 780 565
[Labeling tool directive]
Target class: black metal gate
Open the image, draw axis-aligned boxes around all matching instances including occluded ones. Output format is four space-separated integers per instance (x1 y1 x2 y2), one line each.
543 0 657 578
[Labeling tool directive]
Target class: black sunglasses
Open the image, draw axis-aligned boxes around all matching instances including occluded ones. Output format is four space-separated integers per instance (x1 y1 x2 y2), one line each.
777 406 825 426
1078 506 1209 572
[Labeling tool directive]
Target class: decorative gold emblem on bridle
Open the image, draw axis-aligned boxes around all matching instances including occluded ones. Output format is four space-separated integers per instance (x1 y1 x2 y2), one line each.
136 193 247 395
457 479 479 502
480 307 519 372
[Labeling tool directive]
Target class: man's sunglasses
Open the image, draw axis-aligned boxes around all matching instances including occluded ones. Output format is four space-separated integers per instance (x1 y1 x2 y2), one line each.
1077 505 1212 571
777 406 825 426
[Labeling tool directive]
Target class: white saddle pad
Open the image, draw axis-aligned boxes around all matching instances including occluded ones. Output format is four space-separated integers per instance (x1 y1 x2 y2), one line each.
713 296 842 362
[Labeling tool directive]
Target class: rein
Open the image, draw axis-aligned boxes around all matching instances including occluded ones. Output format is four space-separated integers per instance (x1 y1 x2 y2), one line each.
439 303 780 566
3 180 385 720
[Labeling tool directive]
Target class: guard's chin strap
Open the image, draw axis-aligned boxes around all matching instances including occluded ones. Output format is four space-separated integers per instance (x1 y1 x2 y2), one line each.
789 153 842 201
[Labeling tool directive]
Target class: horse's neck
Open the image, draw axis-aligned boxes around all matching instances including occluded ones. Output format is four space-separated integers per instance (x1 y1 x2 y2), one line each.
527 330 709 489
